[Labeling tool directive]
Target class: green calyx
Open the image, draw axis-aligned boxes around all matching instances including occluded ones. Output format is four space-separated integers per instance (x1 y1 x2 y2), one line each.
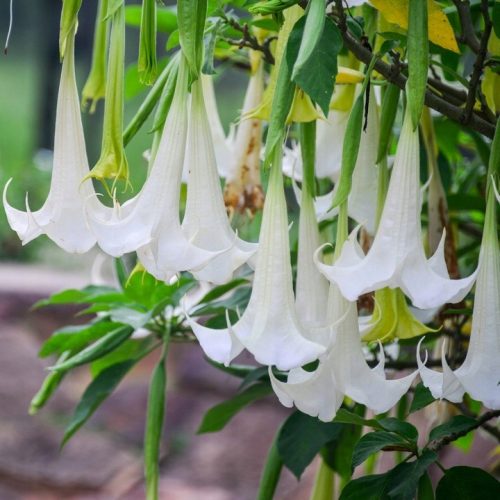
138 0 158 85
82 0 109 113
362 288 438 344
59 0 83 59
86 2 130 190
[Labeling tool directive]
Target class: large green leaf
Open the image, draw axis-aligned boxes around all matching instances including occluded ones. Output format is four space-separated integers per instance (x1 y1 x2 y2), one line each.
62 359 136 447
428 415 477 442
125 5 178 33
277 411 344 479
292 17 342 116
340 450 437 500
436 466 500 500
352 431 413 469
197 383 272 433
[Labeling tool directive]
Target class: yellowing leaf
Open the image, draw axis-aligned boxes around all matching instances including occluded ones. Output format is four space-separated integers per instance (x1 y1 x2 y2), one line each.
370 0 460 53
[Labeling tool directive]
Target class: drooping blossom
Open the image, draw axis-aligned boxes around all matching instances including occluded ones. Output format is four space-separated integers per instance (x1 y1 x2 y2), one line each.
3 26 99 253
315 109 477 309
185 146 325 370
418 176 500 410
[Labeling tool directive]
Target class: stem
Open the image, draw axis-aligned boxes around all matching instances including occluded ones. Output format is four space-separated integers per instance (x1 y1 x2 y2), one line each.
299 121 317 199
257 428 284 500
310 458 335 500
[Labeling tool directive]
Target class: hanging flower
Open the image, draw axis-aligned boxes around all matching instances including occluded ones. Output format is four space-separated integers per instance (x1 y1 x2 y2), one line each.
185 146 325 370
3 26 98 254
315 109 477 309
223 52 265 214
418 178 500 410
180 77 258 284
85 56 222 281
270 284 418 421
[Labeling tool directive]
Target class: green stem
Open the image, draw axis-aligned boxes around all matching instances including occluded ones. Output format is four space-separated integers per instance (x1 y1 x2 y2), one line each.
310 458 335 500
257 428 284 500
334 201 348 262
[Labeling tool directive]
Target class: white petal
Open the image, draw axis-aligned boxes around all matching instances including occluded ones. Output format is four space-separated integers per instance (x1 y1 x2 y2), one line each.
330 287 417 414
184 308 243 366
269 365 343 422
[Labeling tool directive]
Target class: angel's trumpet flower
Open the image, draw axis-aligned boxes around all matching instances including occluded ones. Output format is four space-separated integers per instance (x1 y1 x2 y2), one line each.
270 283 418 421
3 26 98 253
315 109 477 309
85 56 220 280
180 78 258 284
185 146 325 370
418 174 500 410
223 54 265 214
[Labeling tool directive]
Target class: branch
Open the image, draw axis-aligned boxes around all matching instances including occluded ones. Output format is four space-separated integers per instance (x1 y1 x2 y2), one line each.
428 410 500 451
462 0 493 123
452 0 481 53
333 19 496 138
451 402 500 442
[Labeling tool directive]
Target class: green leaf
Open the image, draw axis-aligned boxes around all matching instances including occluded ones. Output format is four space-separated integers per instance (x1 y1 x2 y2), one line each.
144 351 167 500
377 417 418 440
33 285 120 308
493 1 500 39
51 326 134 373
436 466 500 500
197 383 271 433
30 351 71 415
62 360 136 447
196 277 249 305
418 472 435 500
110 307 152 329
239 366 270 390
202 19 222 75
292 16 342 116
410 383 435 413
333 408 384 430
428 415 477 442
407 0 429 128
340 450 437 500
39 321 121 358
352 431 413 469
178 0 208 82
277 411 343 479
321 423 361 481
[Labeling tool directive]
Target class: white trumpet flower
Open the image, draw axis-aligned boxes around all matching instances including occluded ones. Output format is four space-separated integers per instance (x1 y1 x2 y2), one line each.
85 56 221 280
3 30 99 253
185 150 325 370
201 74 235 178
418 182 500 409
270 284 417 422
291 87 380 234
181 78 258 284
315 110 477 309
